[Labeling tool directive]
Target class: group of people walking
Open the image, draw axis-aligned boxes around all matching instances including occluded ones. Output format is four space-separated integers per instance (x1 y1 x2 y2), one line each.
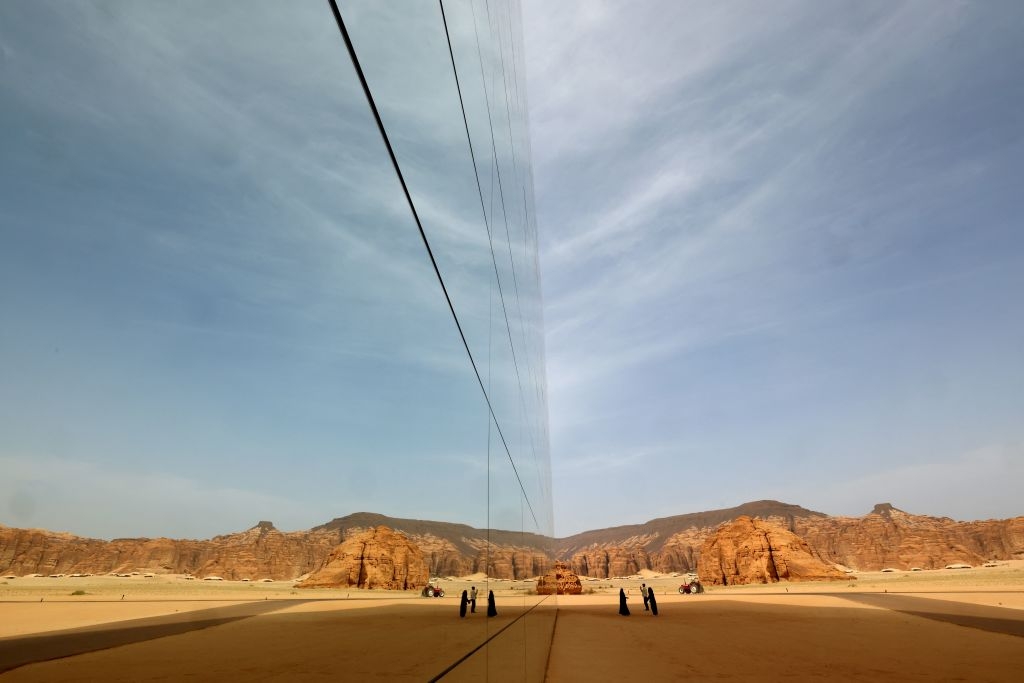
619 583 658 616
459 586 497 618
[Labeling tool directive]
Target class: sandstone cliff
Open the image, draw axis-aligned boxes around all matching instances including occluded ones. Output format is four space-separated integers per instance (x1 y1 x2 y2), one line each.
0 522 338 580
561 502 1024 575
297 526 428 590
316 512 553 579
568 546 652 578
792 503 1024 570
698 516 847 585
3 502 1022 581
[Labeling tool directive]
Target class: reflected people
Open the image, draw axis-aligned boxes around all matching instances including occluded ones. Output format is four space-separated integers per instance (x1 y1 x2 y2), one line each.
648 587 659 616
487 590 497 617
618 588 630 616
460 590 468 618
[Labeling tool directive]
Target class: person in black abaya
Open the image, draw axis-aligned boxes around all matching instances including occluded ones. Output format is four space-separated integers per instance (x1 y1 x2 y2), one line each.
618 588 630 616
487 590 497 617
459 589 468 618
648 587 659 616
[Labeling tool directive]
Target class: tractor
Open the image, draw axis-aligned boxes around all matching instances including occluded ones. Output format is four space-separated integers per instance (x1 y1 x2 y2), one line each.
678 577 704 594
421 583 445 598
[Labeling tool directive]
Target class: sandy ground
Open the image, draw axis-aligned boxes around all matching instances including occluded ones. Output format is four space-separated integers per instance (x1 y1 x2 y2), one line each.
1 566 1022 681
546 593 1024 682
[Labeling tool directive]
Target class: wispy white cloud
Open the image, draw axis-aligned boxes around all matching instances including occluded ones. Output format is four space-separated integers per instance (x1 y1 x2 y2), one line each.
525 0 1024 533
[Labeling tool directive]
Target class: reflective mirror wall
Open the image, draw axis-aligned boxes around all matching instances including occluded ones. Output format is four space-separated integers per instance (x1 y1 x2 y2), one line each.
0 1 554 679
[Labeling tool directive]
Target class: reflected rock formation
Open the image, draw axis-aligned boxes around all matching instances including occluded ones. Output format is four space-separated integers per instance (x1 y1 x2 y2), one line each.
536 561 582 595
0 521 339 581
4 502 1023 581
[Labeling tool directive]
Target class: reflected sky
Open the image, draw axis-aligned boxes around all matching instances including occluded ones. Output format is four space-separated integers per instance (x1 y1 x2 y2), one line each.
1 1 550 539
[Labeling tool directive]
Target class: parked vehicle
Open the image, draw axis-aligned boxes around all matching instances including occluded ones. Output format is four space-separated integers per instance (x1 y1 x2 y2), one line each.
678 578 704 594
421 584 445 598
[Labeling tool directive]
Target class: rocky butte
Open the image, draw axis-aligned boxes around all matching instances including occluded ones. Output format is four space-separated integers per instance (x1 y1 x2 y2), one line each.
698 516 848 585
555 501 1024 576
2 502 1022 582
297 526 428 590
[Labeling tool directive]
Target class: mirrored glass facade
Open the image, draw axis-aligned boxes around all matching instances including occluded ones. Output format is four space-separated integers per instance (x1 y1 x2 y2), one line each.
1 0 553 679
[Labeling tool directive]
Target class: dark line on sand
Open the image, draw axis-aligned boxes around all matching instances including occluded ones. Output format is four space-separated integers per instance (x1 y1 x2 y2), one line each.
0 600 311 674
429 596 552 682
837 593 1024 638
542 604 559 680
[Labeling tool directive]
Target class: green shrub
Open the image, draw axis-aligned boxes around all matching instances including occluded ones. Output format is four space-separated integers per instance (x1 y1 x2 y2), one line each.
71 590 87 596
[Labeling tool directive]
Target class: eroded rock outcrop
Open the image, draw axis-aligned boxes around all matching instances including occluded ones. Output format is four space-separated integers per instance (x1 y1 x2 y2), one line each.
4 503 1023 582
698 516 847 585
536 561 582 595
472 545 551 580
650 527 708 573
0 522 338 580
792 504 1024 571
297 526 428 590
569 546 652 578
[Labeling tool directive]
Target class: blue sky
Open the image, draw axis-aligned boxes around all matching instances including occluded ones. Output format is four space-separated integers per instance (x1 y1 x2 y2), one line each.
1 2 548 539
524 0 1024 534
2 2 1021 541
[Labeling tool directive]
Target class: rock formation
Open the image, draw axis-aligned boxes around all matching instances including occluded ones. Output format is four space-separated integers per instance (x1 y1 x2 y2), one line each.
561 503 1024 576
3 503 1022 581
536 561 582 595
698 516 848 585
568 546 652 578
471 545 550 580
298 526 428 590
0 522 338 580
791 504 1024 571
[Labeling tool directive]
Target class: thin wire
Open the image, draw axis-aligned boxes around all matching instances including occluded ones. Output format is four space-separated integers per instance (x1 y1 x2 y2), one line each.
466 0 546 511
439 0 544 522
481 0 543 475
329 0 539 530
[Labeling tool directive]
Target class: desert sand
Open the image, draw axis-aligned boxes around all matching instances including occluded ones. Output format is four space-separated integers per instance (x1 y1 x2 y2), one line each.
1 565 1022 681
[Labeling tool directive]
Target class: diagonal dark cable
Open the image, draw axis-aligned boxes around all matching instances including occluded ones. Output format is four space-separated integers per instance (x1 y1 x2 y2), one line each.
428 595 553 682
328 0 539 530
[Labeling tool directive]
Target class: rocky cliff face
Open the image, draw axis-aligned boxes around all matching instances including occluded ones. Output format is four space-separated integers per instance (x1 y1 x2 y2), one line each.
651 527 706 573
792 503 1024 570
471 544 551 580
698 516 848 585
297 526 428 590
562 504 1024 576
0 522 338 580
568 546 652 578
3 503 1022 581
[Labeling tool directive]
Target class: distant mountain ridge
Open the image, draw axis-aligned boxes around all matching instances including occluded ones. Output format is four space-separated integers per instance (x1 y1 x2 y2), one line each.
2 500 1021 580
555 500 827 556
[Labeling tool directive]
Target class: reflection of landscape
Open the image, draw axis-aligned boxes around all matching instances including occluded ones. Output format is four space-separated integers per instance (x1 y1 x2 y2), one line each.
1 1 555 677
3 0 1024 679
4 501 1021 586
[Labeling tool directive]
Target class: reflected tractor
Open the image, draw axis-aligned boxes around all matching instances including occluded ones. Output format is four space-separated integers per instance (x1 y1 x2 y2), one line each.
678 576 704 594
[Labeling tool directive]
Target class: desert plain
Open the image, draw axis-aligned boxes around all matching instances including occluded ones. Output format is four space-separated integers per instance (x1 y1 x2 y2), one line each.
2 563 1023 681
